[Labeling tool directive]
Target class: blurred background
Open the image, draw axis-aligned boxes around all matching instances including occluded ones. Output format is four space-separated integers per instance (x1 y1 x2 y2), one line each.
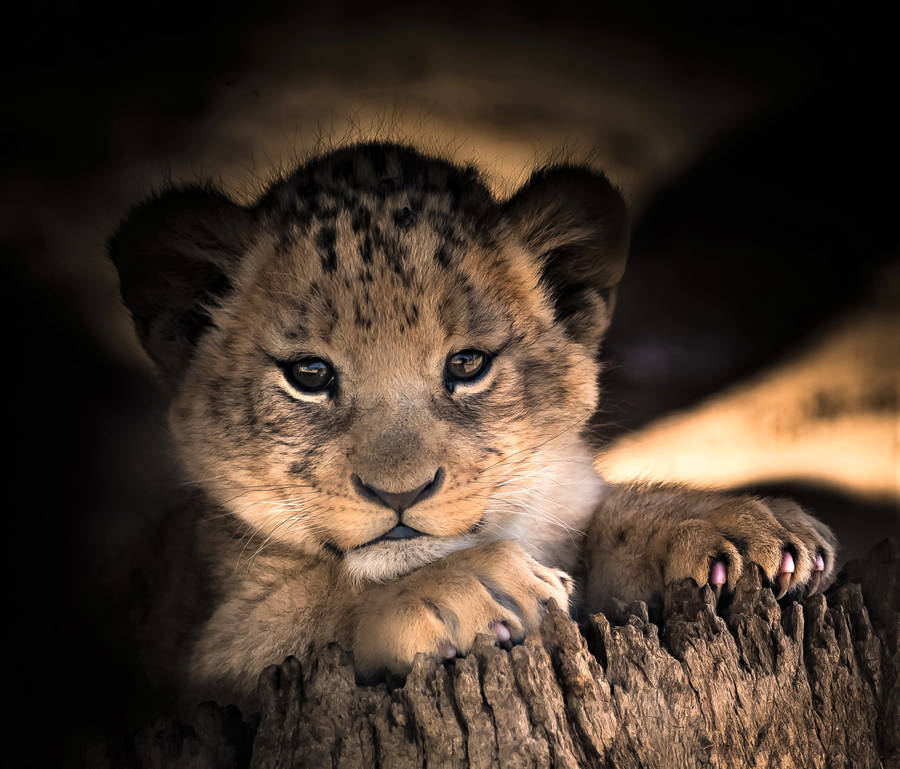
3 1 895 762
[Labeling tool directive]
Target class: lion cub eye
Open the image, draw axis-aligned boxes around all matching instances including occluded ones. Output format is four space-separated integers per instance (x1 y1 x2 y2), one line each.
445 349 490 387
286 357 335 393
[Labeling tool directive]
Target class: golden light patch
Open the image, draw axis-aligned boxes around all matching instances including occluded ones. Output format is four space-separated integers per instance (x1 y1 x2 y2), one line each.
597 305 899 502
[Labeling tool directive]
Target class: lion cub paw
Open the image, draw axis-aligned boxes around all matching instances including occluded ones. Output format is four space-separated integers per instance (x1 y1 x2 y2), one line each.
352 541 572 676
665 497 837 601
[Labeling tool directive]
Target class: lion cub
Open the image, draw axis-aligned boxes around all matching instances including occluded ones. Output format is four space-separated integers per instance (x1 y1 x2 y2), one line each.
111 143 836 710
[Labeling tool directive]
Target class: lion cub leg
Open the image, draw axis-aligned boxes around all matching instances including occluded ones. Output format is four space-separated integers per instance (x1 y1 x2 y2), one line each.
583 484 838 616
352 541 573 676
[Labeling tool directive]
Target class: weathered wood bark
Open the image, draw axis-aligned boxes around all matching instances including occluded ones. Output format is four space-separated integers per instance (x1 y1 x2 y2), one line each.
105 539 899 769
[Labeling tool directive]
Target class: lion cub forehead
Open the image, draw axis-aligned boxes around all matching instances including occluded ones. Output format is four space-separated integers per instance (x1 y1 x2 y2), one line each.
236 145 542 352
248 224 518 359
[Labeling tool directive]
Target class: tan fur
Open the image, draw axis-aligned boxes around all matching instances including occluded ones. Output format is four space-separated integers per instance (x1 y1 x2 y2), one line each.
112 143 837 713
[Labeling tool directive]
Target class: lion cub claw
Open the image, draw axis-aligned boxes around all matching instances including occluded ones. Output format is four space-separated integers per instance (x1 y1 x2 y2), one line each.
663 496 838 601
352 541 572 676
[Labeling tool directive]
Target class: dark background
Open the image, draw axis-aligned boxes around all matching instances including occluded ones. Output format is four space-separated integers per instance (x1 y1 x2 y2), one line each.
2 2 895 765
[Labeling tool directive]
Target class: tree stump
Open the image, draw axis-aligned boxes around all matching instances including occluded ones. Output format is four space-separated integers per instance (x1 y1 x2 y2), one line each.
102 539 899 768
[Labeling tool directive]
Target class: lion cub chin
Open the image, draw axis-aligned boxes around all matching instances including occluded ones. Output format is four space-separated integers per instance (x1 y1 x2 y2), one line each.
342 533 480 584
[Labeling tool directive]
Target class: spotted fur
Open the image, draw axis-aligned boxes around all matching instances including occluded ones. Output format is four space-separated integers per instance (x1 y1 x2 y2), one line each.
112 142 836 711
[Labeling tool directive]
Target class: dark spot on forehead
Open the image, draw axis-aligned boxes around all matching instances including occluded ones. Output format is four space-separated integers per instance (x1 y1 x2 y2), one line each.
371 224 410 282
290 458 312 476
351 205 371 233
316 226 338 273
394 207 415 229
431 215 466 250
359 232 373 264
353 299 374 330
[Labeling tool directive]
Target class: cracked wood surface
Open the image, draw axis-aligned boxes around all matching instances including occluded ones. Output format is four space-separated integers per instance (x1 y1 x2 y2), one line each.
105 539 899 768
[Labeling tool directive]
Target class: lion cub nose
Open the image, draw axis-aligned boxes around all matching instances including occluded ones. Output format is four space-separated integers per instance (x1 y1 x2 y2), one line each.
352 468 444 513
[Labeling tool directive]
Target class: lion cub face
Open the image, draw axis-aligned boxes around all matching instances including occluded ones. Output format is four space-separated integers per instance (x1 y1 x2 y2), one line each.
111 144 628 581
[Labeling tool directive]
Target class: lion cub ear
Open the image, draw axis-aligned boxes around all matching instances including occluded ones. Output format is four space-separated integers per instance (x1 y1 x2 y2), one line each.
109 185 256 391
503 166 629 350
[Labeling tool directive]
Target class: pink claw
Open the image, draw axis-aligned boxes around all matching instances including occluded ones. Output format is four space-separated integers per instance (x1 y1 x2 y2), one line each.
808 552 826 595
708 560 727 601
709 560 727 587
780 551 796 574
490 621 511 643
774 550 796 599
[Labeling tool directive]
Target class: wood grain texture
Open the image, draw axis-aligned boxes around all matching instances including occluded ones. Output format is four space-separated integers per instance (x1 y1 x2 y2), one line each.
98 538 899 769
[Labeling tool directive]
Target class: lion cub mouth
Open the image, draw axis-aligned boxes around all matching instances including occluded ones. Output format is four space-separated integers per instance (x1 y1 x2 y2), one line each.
361 524 428 548
351 517 485 553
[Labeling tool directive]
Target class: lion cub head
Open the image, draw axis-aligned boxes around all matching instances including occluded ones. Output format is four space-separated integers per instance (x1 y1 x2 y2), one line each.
111 143 628 581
